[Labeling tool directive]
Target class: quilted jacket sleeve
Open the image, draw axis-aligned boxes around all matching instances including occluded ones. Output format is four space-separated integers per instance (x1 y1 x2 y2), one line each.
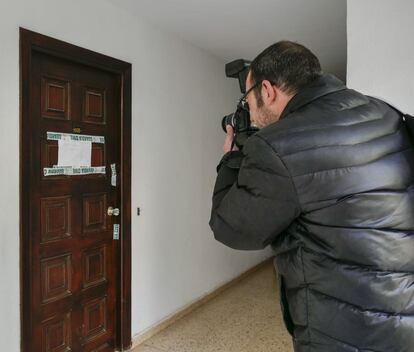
209 134 301 250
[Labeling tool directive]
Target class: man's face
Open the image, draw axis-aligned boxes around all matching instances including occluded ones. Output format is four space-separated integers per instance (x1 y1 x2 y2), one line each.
245 71 278 129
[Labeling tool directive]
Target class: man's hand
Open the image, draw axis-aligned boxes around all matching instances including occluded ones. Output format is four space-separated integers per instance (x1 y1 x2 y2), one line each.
223 125 239 153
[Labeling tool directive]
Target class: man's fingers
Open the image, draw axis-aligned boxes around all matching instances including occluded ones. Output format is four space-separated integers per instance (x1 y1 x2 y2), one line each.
226 125 234 135
225 126 233 142
223 125 234 153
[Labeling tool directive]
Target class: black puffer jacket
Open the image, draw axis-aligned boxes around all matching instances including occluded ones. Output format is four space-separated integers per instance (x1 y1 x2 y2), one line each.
209 74 414 351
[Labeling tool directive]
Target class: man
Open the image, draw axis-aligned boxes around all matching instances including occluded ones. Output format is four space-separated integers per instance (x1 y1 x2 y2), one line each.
209 41 414 351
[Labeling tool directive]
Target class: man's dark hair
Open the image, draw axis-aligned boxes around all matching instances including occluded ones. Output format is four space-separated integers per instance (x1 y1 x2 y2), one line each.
249 41 322 103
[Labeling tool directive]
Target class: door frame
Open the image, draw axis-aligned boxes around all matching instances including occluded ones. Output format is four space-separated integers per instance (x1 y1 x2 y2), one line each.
19 28 132 351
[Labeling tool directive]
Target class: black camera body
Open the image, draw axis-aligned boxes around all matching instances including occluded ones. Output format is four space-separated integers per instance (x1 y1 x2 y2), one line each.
221 59 259 149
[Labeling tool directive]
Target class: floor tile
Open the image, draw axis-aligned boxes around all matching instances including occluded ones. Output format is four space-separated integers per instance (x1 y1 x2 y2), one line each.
132 262 294 352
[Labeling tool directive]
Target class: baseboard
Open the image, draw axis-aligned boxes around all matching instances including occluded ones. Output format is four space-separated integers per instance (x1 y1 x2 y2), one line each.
128 255 274 350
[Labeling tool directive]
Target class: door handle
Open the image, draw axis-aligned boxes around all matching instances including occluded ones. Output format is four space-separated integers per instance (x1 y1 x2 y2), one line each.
107 206 120 216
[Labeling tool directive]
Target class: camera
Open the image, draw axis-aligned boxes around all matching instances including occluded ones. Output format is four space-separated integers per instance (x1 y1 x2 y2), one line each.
221 59 259 149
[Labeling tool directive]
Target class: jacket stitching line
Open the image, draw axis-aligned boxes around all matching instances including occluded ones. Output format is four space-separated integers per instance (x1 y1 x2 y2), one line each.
309 288 414 318
264 115 384 138
302 186 411 209
281 124 403 158
299 246 311 345
254 135 303 214
299 217 414 233
309 326 382 352
293 146 413 178
301 247 414 275
240 163 291 178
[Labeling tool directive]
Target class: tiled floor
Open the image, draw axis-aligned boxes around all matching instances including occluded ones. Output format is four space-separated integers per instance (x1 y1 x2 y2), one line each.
132 261 294 352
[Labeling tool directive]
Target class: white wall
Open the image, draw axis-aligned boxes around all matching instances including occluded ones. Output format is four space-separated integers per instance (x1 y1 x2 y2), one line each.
0 0 273 350
347 0 414 113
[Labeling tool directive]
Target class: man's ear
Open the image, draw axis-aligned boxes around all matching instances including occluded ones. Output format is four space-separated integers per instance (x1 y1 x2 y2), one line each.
261 80 277 104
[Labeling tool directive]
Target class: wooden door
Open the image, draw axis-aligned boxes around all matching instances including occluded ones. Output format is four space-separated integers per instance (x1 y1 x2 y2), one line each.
20 29 131 352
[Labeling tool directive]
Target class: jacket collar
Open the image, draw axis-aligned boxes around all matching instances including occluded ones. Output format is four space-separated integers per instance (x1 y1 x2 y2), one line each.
279 74 347 120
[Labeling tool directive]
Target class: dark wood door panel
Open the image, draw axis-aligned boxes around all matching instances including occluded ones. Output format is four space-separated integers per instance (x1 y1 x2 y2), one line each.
21 29 131 352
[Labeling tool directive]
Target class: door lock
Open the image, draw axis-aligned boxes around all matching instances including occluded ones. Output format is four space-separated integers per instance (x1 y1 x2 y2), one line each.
107 206 120 216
